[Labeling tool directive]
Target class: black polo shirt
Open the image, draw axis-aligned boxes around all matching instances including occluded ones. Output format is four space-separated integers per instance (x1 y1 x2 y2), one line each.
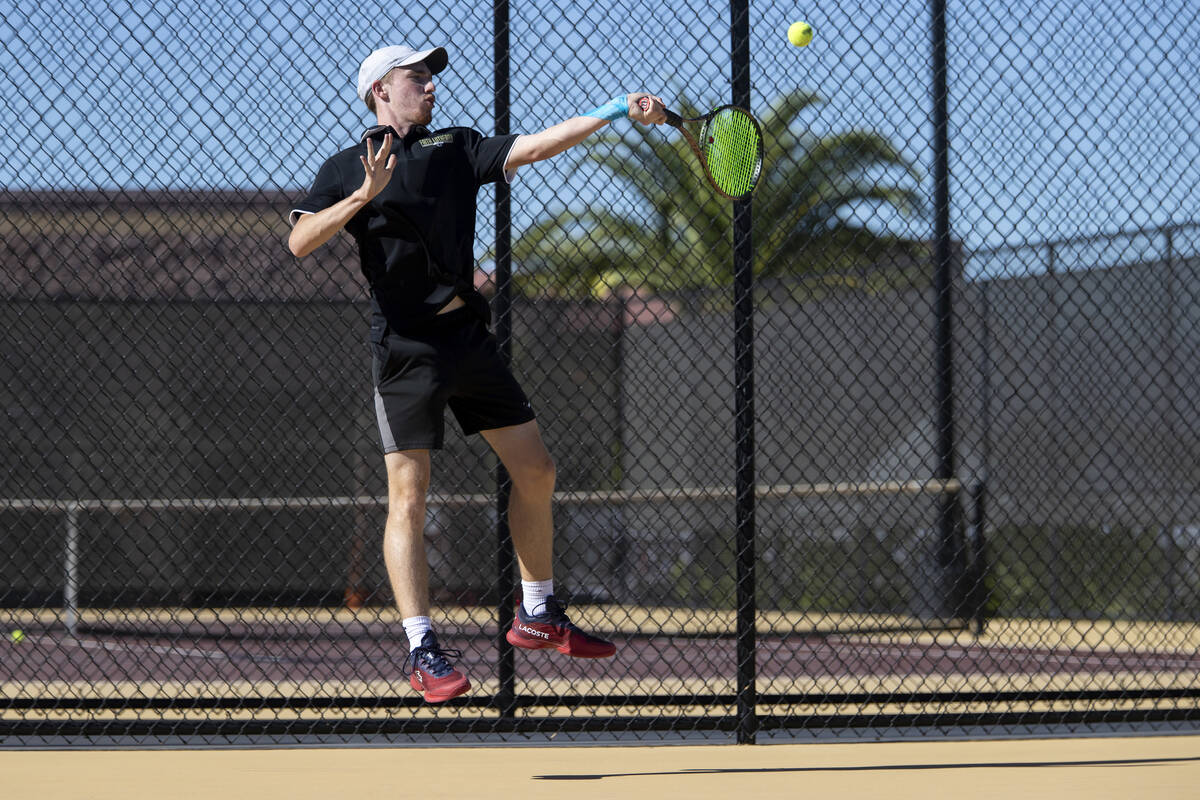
291 124 519 331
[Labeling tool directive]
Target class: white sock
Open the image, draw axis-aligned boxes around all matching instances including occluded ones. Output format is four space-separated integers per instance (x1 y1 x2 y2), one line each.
522 579 554 617
403 616 432 652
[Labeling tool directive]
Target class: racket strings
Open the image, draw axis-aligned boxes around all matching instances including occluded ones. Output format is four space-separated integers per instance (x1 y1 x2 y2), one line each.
701 109 763 198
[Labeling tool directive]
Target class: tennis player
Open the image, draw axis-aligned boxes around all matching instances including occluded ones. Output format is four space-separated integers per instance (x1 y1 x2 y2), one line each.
288 44 666 703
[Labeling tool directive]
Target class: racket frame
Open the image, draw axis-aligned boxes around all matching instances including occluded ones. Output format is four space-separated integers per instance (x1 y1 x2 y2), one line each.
650 102 764 200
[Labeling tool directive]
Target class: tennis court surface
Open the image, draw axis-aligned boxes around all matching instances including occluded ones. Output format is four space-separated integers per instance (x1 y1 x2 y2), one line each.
5 0 1200 781
6 735 1199 799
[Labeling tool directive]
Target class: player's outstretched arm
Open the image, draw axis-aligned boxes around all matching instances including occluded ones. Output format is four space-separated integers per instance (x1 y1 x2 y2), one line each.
505 92 667 170
289 133 397 258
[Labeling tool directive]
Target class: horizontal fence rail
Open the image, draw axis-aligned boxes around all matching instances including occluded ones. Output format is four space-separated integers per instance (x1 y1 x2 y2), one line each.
2 479 964 512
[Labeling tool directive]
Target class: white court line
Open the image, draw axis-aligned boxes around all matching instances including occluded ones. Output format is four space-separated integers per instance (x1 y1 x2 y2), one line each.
757 639 1200 672
841 641 1200 672
41 634 1200 675
61 635 294 664
55 634 392 665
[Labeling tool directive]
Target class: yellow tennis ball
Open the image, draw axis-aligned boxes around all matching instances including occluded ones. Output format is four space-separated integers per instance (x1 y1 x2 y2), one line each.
9 629 25 643
788 21 813 47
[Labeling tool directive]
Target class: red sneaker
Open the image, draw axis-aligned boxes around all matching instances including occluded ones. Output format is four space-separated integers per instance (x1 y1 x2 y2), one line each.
506 596 617 658
407 632 471 703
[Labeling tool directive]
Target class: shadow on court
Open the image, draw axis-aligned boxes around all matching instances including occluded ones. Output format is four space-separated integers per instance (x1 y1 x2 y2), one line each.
534 755 1200 780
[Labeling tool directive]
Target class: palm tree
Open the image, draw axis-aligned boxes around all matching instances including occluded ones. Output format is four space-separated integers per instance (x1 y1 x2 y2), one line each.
511 89 926 299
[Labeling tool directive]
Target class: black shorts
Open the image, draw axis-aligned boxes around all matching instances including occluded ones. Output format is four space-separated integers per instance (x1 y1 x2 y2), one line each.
369 307 535 452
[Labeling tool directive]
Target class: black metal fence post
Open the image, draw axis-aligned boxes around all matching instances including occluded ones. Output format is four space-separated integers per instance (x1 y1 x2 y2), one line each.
493 0 517 720
930 0 967 618
968 481 990 635
730 0 756 745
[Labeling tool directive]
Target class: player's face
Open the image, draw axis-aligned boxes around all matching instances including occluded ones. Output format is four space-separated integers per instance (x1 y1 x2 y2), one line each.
384 64 436 125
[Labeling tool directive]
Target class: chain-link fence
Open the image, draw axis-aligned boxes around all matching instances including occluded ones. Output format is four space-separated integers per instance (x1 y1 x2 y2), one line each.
3 0 1200 744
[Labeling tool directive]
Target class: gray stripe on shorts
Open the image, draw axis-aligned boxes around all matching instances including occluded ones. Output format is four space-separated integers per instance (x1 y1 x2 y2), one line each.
374 387 397 452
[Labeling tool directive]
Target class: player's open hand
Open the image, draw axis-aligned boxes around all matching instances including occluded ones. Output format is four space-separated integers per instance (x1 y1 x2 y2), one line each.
354 132 397 202
628 94 667 125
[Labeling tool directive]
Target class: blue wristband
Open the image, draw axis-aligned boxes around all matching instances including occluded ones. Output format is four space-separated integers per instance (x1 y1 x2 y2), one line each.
583 94 629 121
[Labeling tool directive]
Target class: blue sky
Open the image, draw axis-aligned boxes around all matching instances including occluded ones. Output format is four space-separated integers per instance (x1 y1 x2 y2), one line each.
2 0 1197 270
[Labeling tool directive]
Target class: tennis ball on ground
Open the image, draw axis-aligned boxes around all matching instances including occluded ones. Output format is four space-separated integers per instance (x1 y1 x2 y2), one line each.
9 629 25 643
788 21 814 47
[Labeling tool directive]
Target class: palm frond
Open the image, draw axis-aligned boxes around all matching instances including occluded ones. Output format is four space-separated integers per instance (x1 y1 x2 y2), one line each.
513 88 928 294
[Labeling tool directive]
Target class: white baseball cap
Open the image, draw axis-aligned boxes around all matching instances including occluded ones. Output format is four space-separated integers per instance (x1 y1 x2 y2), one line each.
356 45 449 101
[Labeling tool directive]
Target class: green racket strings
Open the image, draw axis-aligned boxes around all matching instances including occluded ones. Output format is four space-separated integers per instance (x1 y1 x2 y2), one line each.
702 109 763 198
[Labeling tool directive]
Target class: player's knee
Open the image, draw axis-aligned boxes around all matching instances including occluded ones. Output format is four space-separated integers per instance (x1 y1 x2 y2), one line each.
385 452 431 496
511 451 556 495
386 492 426 530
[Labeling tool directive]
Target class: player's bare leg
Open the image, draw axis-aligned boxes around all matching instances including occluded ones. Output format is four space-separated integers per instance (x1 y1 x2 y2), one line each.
480 420 555 581
383 449 469 701
483 420 616 658
382 449 433 617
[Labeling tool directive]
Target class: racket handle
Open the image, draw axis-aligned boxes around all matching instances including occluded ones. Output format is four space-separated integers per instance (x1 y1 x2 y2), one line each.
638 96 682 127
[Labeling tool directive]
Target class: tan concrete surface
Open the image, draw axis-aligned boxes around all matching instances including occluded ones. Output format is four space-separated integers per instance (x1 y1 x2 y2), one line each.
4 735 1198 799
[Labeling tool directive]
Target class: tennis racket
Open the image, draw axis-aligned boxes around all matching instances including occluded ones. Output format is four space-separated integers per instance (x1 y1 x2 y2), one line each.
639 99 764 200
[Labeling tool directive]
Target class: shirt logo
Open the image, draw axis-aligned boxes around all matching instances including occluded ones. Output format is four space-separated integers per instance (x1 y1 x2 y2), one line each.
418 134 452 148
